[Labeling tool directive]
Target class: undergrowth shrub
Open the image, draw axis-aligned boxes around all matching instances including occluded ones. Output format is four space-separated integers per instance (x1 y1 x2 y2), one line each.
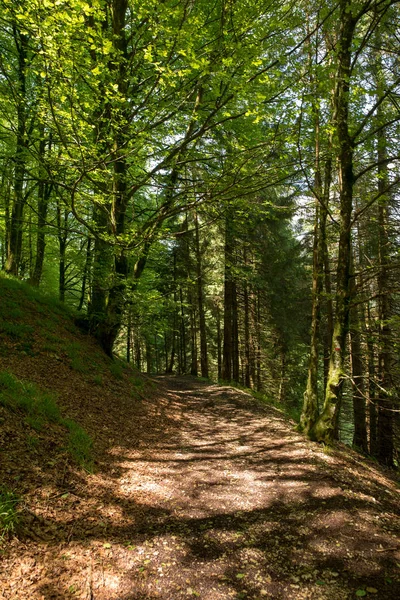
0 371 61 424
66 342 89 373
0 371 93 470
92 374 103 386
131 377 144 388
110 361 124 380
0 487 20 541
0 322 34 340
223 380 301 424
63 418 93 471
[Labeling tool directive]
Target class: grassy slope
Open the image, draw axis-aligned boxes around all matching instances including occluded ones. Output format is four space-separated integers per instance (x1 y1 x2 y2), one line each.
0 273 150 539
1 275 400 600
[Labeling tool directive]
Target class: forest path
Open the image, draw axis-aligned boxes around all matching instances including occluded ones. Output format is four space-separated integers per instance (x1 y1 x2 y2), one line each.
2 376 400 600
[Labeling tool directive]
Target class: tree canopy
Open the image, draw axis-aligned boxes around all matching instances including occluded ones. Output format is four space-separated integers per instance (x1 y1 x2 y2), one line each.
0 0 399 465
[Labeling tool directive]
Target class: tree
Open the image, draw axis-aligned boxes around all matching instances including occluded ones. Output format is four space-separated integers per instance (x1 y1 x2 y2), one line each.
310 0 400 445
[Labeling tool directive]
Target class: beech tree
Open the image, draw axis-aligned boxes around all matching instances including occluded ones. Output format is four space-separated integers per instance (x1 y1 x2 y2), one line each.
299 0 400 453
0 0 399 464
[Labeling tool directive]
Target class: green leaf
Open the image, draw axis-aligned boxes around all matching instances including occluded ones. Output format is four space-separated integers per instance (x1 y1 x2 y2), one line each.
366 589 378 594
103 542 111 549
356 591 367 597
236 573 245 579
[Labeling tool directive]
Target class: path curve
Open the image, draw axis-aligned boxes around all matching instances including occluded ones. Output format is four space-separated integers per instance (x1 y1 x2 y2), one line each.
1 376 399 600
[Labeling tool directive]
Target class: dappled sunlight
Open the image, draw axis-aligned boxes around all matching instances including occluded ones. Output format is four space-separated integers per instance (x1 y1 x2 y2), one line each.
2 377 399 599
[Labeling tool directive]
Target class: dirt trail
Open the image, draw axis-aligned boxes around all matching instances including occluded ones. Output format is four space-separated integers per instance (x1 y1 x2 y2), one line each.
1 376 399 600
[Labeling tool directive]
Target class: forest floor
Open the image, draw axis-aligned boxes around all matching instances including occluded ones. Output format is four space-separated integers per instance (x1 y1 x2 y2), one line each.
1 372 400 600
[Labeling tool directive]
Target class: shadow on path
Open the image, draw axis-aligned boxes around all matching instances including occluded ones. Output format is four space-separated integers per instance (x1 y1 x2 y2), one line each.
2 376 400 600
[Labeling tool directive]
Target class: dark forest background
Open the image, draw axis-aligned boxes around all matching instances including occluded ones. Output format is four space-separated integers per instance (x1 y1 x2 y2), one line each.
0 0 399 465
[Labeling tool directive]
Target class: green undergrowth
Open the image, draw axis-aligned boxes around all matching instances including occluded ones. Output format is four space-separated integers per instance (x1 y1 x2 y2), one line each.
0 272 76 356
0 273 148 472
0 275 107 380
66 341 90 373
253 389 301 423
63 418 93 470
92 374 103 386
131 376 145 390
109 359 124 380
197 376 214 384
0 371 93 471
0 272 73 320
220 379 301 424
0 486 20 542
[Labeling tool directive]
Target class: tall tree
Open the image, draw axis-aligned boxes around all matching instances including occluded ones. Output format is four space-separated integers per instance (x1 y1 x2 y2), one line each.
311 0 367 443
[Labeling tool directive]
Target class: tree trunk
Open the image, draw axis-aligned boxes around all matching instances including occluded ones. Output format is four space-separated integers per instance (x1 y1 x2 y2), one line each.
2 170 11 270
126 309 132 363
349 258 368 452
216 304 222 380
194 212 208 378
278 348 287 404
179 287 187 373
243 276 251 388
78 237 92 311
322 155 334 392
6 28 28 276
190 287 198 376
301 199 322 432
366 303 378 456
311 2 355 443
56 202 69 303
376 115 394 466
300 81 324 433
222 212 234 381
31 130 52 287
135 334 142 371
146 338 152 375
88 0 129 356
168 332 176 374
59 240 66 302
256 291 262 392
155 333 161 374
232 280 239 383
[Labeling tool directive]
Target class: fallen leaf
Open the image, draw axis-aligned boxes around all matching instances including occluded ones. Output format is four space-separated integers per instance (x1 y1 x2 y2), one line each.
186 587 198 595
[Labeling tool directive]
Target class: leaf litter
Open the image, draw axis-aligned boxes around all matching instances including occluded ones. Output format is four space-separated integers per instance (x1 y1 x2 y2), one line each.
0 365 399 600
